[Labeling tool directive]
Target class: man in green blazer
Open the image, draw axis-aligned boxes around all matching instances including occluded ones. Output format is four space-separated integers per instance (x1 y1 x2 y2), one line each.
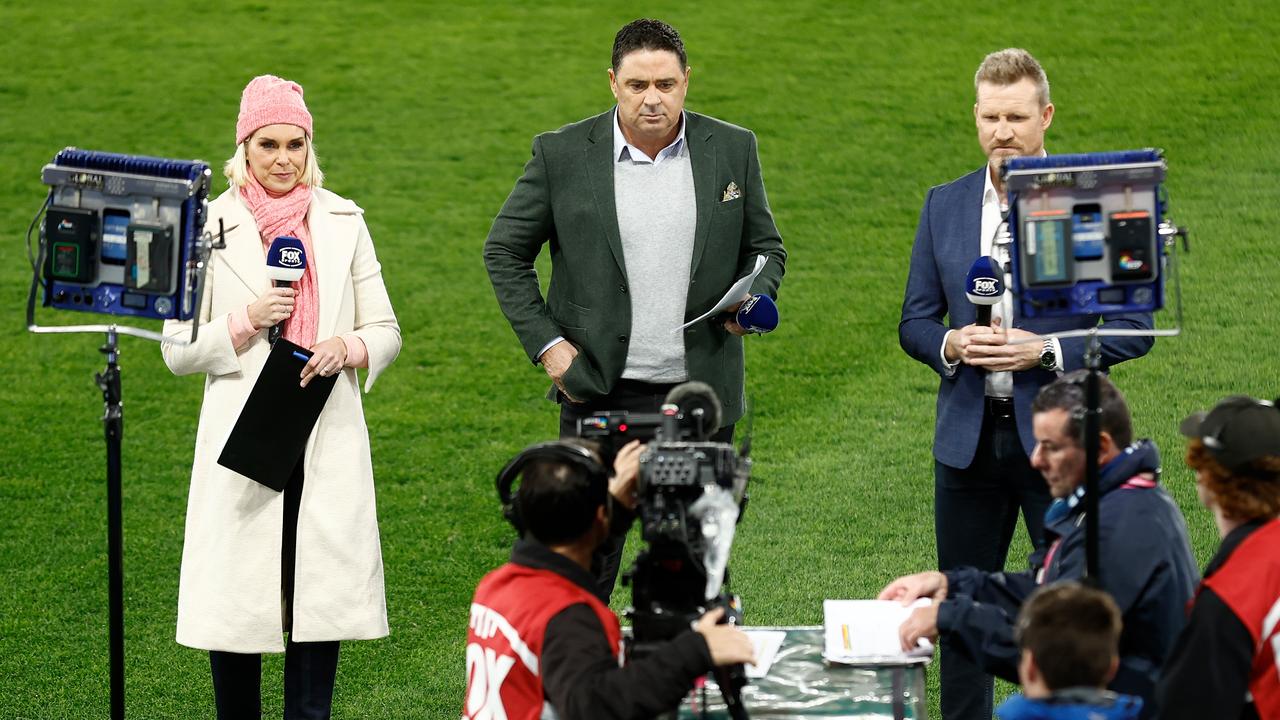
484 18 787 452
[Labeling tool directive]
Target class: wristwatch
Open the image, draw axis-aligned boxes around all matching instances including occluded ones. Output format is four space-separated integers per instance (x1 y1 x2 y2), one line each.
1039 339 1057 371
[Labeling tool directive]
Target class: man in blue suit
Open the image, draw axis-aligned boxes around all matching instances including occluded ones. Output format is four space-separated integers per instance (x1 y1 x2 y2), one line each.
898 48 1154 720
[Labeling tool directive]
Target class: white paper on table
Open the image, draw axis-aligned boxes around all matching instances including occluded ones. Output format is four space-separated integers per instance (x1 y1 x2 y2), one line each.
742 629 786 678
676 255 768 330
822 599 935 665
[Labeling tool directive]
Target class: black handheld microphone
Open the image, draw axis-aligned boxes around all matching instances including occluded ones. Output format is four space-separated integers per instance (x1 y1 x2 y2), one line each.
264 236 306 344
965 256 1004 326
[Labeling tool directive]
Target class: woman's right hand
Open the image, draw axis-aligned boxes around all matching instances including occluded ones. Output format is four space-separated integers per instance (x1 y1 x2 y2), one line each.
246 287 296 330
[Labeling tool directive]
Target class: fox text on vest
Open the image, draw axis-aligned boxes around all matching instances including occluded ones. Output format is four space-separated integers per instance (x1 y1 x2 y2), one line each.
466 643 515 720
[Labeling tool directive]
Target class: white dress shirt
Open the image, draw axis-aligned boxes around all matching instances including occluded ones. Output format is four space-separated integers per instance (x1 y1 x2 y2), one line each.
940 164 1062 395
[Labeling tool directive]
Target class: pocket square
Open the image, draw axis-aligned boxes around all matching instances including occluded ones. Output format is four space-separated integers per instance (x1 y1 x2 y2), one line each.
721 181 741 202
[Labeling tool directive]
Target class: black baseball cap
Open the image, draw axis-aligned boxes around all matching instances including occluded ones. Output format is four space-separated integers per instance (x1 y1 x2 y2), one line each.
1179 395 1280 472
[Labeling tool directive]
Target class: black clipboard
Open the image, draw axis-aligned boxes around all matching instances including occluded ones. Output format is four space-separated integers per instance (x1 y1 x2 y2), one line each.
217 339 338 491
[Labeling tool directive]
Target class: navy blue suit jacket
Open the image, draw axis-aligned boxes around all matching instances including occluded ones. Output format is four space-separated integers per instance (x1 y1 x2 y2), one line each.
899 167 1154 469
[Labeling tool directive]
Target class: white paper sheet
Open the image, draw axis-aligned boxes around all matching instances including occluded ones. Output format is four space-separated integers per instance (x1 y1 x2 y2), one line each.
742 629 786 678
822 599 935 665
677 255 768 330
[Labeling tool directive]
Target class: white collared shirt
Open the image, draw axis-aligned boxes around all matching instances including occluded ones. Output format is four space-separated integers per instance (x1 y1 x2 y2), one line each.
613 109 687 165
978 166 1017 397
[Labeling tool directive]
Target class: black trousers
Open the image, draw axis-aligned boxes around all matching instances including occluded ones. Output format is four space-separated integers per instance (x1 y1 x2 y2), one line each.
209 461 341 720
934 398 1051 720
558 379 735 601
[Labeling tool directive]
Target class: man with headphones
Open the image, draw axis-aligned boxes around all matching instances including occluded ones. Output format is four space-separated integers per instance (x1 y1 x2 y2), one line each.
878 371 1198 711
464 439 755 720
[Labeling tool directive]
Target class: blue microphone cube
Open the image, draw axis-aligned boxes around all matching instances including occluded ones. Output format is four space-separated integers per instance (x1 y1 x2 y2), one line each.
736 294 779 334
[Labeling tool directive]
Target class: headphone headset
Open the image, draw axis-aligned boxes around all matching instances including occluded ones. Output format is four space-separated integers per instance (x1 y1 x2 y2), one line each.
495 441 611 536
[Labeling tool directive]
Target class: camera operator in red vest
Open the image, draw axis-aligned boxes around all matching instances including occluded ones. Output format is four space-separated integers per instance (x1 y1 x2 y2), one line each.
1151 395 1280 720
464 439 756 720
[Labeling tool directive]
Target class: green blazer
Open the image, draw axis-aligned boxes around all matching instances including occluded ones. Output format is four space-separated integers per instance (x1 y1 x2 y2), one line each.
484 109 787 425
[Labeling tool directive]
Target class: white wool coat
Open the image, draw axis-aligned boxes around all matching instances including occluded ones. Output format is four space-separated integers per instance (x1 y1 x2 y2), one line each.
162 187 400 653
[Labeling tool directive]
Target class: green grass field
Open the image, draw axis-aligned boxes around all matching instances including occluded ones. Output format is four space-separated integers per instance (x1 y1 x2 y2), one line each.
1 1 1278 717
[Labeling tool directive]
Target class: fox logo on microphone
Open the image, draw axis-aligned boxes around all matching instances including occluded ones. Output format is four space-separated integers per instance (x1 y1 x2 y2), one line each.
266 236 307 285
964 256 1005 305
970 277 1000 297
279 247 303 268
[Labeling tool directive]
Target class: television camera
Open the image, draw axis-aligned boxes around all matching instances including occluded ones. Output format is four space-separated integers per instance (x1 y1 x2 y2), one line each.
579 381 753 719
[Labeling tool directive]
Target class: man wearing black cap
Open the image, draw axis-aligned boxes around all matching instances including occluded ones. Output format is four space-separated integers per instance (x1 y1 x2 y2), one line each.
1151 395 1280 720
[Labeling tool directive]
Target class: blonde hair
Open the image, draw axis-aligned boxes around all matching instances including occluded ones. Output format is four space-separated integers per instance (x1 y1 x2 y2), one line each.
222 134 324 189
975 48 1051 107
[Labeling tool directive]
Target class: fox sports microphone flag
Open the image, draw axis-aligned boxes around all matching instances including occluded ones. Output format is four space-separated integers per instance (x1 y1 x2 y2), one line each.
265 236 306 343
265 235 306 286
964 256 1003 326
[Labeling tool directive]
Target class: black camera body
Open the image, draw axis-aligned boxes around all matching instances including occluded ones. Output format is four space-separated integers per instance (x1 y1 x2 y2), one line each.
630 438 748 637
577 382 752 716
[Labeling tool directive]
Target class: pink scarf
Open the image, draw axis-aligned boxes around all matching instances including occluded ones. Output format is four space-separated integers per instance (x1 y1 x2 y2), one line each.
240 171 319 348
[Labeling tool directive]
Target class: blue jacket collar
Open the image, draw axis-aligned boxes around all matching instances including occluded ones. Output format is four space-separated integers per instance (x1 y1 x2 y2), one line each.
1044 439 1161 530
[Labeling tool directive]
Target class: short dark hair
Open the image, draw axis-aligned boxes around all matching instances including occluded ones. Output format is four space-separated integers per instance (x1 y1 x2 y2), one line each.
1031 370 1133 448
611 18 686 71
1016 582 1121 690
515 440 609 545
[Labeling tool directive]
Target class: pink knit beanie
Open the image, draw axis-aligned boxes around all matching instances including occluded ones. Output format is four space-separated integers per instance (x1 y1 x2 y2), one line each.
235 75 314 145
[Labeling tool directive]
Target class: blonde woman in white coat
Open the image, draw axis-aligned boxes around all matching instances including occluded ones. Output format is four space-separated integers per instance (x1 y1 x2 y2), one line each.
161 75 400 719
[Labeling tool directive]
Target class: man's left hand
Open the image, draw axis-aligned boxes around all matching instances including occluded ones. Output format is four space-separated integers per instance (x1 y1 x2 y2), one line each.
898 604 940 653
960 318 1042 372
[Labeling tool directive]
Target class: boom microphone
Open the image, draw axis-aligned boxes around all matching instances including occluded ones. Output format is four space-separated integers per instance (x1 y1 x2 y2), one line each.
965 256 1003 326
664 381 723 441
265 235 306 343
735 294 779 334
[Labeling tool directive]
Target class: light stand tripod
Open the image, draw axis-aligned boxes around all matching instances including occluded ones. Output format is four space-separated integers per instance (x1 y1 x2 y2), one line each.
27 219 224 720
1081 333 1103 583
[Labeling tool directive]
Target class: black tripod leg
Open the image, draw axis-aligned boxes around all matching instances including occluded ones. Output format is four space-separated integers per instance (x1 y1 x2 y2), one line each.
713 665 750 720
97 331 125 720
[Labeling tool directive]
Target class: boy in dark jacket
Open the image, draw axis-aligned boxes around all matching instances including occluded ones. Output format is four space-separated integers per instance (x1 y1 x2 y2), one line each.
997 582 1142 720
